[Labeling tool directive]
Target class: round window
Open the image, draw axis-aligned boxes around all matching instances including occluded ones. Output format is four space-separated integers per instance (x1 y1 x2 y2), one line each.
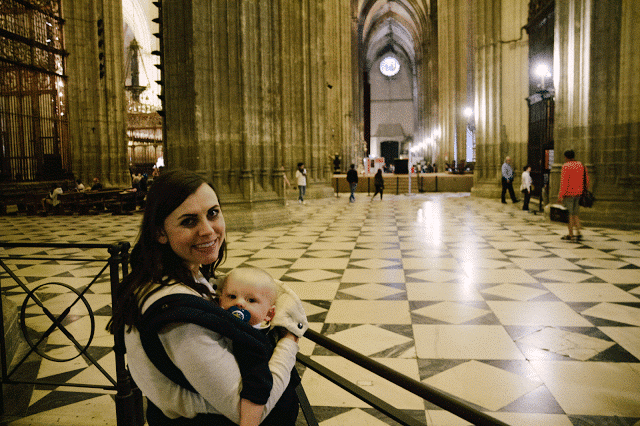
380 57 400 77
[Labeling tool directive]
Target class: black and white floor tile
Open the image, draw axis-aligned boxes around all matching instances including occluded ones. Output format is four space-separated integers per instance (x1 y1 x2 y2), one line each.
1 193 639 425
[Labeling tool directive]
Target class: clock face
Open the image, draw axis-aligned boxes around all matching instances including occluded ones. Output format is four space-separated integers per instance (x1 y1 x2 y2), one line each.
380 57 400 77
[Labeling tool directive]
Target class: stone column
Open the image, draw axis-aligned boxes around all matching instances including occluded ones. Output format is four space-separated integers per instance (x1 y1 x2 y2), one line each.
323 0 353 170
240 0 258 200
437 0 471 167
65 0 128 187
552 0 640 227
211 0 230 194
470 0 502 196
470 0 528 198
161 0 196 171
618 0 640 185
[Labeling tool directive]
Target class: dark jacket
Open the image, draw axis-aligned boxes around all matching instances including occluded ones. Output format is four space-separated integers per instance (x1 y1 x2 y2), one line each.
374 172 384 188
346 169 358 184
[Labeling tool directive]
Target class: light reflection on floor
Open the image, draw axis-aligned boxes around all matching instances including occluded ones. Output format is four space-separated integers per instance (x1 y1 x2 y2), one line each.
1 193 639 425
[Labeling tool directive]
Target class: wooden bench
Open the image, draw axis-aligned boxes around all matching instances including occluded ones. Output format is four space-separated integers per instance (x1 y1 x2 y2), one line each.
57 191 92 215
0 191 27 214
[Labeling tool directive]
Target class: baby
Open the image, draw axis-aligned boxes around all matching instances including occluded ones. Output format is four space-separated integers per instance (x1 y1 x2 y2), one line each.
216 267 280 426
218 266 277 328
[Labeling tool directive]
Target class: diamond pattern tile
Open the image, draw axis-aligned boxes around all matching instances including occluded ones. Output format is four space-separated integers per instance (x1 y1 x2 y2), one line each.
2 193 640 426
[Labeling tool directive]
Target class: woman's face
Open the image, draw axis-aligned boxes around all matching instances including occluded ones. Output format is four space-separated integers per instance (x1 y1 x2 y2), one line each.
158 183 225 272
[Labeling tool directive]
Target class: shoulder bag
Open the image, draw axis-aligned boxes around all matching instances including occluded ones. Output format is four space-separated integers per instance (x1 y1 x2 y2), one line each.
578 167 595 208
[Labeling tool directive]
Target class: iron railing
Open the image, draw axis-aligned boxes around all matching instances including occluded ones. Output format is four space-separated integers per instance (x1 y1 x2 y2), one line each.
1 241 507 426
0 242 143 426
299 329 509 426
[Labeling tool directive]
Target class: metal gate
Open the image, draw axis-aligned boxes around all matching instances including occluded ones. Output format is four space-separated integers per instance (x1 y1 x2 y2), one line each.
0 0 70 182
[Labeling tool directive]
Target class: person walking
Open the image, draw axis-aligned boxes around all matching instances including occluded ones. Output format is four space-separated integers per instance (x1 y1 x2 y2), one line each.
372 168 384 200
501 156 519 204
557 149 589 242
520 165 532 211
346 164 358 203
295 162 307 204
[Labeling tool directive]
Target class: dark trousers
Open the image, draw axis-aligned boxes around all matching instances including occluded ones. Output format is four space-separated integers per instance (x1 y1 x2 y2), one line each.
501 177 517 203
373 185 383 199
522 189 531 210
349 183 357 202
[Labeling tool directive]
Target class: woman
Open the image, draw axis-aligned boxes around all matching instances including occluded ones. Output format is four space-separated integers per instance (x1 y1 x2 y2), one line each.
108 169 305 425
520 165 532 211
557 149 589 241
372 168 384 200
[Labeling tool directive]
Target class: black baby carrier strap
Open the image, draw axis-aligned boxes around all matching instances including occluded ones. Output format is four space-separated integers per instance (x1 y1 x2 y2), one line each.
136 293 300 426
137 293 273 402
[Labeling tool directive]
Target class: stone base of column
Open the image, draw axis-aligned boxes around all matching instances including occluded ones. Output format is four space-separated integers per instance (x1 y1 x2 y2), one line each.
222 200 293 232
470 181 502 199
545 200 640 231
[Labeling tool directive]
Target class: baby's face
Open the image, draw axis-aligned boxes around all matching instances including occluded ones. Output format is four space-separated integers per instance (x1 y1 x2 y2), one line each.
219 277 276 326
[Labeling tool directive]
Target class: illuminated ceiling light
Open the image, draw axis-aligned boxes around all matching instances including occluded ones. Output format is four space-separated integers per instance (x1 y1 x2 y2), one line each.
535 63 551 78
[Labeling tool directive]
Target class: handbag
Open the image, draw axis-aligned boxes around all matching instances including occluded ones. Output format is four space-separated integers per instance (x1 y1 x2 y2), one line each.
578 167 595 208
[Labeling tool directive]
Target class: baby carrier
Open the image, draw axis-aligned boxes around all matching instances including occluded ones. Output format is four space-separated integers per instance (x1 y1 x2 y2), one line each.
136 293 300 426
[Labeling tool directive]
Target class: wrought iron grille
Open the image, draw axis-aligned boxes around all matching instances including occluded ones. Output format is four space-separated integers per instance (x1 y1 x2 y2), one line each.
0 0 70 182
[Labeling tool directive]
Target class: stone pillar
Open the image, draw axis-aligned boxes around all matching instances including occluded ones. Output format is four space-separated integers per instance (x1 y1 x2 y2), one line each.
471 0 502 197
324 0 354 171
437 0 471 167
618 0 640 185
552 0 640 227
65 0 129 187
158 0 335 228
240 0 258 200
471 0 529 198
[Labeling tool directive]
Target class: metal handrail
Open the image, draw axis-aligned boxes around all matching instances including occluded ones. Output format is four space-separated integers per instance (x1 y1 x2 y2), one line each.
301 329 509 426
1 242 507 425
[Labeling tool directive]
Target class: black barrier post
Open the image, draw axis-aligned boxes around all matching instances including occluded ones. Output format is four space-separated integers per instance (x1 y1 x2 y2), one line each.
110 243 144 426
0 272 5 415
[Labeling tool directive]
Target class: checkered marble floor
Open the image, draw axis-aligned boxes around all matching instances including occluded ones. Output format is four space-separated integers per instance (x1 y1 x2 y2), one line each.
1 193 639 425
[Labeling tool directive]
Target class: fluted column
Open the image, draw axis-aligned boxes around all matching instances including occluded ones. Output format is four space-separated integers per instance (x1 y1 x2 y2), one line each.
550 0 592 200
211 0 230 193
618 0 640 183
323 0 353 169
240 0 258 200
65 0 128 187
437 0 472 167
470 0 502 196
470 0 528 197
552 0 640 226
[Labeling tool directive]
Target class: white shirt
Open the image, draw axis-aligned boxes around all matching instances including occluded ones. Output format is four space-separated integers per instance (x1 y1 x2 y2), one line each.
50 187 63 206
520 170 532 191
295 169 306 186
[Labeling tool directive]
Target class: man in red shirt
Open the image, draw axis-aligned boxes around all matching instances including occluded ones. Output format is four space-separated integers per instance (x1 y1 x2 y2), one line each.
557 149 589 241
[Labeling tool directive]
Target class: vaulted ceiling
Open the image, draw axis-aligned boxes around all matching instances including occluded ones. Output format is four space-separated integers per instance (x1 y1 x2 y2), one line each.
359 0 433 73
